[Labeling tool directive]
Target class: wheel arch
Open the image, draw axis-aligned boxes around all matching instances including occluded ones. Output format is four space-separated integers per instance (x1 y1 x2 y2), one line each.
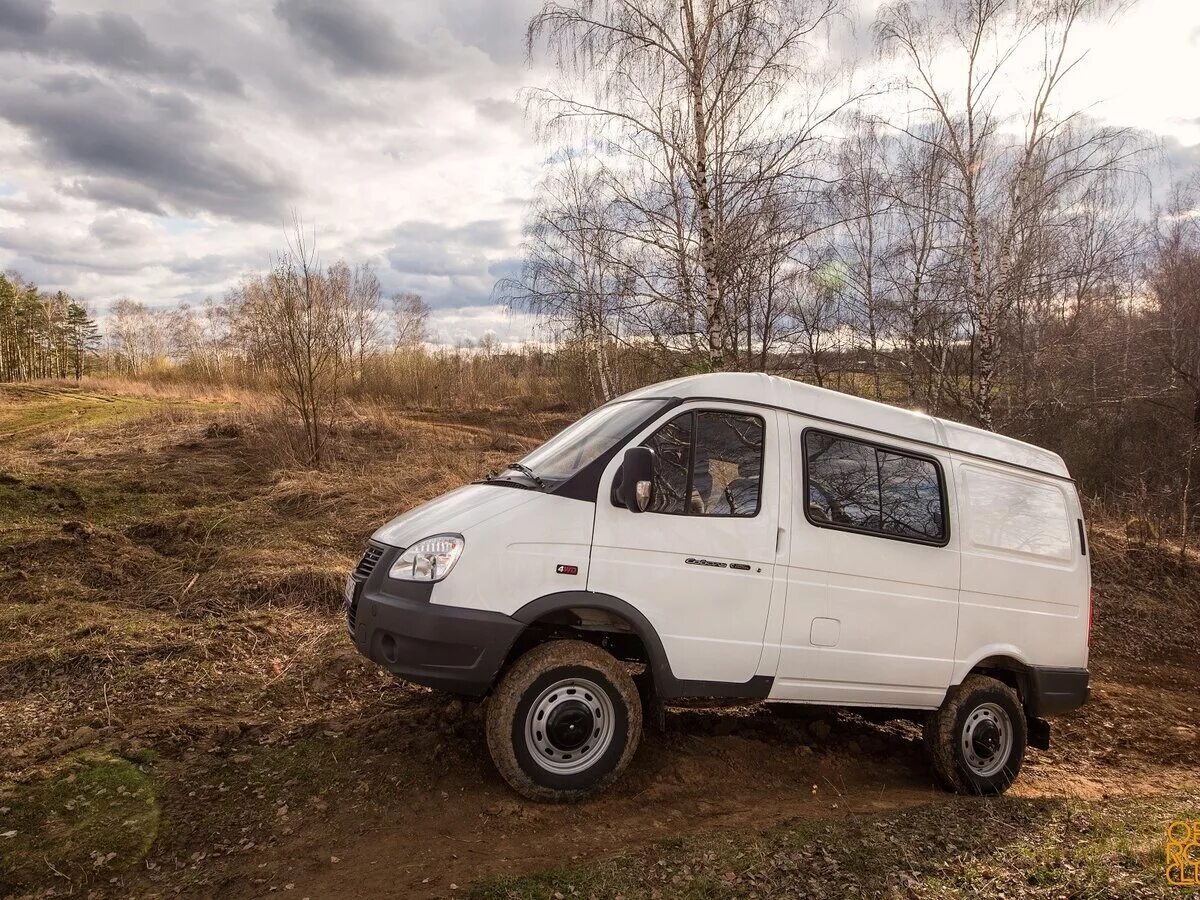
509 591 673 689
506 591 773 701
962 653 1034 708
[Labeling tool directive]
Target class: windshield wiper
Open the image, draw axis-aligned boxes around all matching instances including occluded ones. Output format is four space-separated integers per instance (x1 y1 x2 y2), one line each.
503 462 546 490
479 473 537 490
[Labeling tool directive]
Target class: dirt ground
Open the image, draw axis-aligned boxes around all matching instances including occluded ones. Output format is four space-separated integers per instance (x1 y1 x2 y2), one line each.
1 382 1198 899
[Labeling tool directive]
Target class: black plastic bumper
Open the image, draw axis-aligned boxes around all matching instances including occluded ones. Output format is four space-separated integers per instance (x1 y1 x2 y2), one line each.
1027 665 1090 716
346 547 523 696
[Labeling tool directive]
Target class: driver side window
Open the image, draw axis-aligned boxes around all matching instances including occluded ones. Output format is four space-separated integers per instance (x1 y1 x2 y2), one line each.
642 410 764 517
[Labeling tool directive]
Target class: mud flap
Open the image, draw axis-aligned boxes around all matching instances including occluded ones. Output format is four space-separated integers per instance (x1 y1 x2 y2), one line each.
635 671 666 733
1027 715 1051 750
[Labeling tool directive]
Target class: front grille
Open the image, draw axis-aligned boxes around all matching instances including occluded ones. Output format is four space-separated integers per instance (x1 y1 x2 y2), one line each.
347 544 385 633
354 544 385 579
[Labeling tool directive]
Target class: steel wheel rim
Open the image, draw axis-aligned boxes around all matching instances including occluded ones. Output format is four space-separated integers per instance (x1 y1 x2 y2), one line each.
525 677 615 775
961 702 1013 778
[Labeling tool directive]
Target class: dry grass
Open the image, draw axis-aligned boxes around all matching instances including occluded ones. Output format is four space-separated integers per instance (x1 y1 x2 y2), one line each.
0 381 563 779
1086 520 1200 666
0 380 553 895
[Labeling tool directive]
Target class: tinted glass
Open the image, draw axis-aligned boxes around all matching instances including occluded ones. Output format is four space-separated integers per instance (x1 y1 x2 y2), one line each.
643 413 691 514
639 410 765 516
879 451 944 539
805 431 945 542
805 432 880 529
692 412 763 516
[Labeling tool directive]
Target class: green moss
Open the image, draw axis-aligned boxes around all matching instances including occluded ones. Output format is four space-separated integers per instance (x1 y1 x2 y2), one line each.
0 752 160 894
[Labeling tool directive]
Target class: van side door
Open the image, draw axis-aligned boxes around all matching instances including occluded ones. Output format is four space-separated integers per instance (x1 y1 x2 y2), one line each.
773 420 961 708
588 403 784 689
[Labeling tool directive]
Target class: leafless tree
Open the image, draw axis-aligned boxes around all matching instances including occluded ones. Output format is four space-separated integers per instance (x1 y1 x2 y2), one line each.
1151 187 1200 566
526 0 856 371
250 222 352 466
392 292 431 348
108 298 168 375
880 122 961 413
514 153 633 401
877 0 1137 429
829 117 895 399
329 262 383 380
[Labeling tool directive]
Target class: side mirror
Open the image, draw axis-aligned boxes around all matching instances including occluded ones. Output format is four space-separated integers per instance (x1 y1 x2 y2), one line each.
619 446 654 513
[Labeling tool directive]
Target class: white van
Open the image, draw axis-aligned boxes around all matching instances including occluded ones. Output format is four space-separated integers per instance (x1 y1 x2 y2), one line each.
346 373 1090 800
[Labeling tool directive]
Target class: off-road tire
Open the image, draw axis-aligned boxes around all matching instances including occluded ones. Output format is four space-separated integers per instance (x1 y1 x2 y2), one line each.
925 674 1027 795
486 640 642 802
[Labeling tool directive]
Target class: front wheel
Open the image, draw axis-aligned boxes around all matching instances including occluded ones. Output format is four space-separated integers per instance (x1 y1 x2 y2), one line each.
486 640 642 802
925 674 1027 795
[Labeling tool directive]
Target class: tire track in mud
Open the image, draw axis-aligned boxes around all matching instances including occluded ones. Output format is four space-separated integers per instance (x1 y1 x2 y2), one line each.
211 691 1200 900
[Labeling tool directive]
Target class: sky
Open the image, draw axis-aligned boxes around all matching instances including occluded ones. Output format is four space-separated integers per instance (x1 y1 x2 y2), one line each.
0 0 1196 345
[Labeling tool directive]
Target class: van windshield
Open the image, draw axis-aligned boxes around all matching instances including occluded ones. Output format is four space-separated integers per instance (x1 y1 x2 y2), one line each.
492 399 668 491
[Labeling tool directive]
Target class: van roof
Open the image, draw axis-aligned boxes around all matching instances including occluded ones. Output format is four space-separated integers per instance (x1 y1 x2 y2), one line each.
617 372 1071 480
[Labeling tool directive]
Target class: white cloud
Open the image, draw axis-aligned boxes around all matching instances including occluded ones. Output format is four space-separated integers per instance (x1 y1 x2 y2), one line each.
0 0 547 341
0 0 1195 344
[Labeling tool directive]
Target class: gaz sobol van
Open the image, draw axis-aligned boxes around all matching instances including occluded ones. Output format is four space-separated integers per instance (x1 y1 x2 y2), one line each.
344 374 1091 801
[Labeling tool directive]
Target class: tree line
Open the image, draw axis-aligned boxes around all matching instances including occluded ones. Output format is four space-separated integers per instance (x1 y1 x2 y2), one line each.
94 267 428 387
0 273 101 382
2 243 434 465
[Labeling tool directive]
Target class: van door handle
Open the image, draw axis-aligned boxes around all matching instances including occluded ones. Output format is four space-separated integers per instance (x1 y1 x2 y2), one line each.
776 527 785 554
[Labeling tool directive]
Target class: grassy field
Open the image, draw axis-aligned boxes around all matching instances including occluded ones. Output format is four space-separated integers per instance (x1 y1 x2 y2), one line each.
1 380 1197 899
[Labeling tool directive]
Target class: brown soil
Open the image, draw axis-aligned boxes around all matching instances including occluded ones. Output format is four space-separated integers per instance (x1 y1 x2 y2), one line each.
1 384 1197 899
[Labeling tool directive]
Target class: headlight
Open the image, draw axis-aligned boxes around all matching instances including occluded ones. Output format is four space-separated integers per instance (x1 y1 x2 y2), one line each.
389 534 465 582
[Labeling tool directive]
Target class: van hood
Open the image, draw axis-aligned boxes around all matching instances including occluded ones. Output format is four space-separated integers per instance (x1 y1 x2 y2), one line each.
371 483 540 549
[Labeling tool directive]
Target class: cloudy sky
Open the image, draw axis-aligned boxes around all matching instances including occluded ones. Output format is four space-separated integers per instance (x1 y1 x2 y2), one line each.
0 0 1196 345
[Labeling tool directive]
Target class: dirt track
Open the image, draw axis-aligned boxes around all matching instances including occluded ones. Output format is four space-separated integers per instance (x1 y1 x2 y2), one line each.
192 660 1200 898
1 385 1198 898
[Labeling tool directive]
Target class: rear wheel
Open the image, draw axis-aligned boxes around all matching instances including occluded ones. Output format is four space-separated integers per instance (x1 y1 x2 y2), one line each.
486 640 642 802
925 674 1026 795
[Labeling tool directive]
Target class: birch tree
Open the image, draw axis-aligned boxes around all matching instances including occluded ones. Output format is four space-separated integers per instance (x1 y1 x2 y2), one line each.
877 0 1133 428
526 0 852 370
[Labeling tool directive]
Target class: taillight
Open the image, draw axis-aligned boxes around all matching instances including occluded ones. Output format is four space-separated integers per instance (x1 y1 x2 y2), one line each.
1087 588 1094 646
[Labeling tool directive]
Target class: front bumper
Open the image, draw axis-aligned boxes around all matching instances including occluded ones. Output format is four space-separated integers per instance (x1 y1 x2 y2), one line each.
346 544 523 696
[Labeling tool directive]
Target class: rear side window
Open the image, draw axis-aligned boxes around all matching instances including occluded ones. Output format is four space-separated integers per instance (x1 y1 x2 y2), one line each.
962 467 1072 560
641 410 764 516
804 430 946 544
